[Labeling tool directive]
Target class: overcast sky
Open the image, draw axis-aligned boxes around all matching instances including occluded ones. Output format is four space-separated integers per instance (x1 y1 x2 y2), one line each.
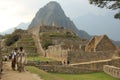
0 0 119 40
0 0 113 31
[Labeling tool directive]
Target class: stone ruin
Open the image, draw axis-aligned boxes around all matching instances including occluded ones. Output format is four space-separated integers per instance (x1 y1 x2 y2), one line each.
3 25 120 78
46 44 69 64
104 65 120 79
85 35 116 52
44 34 119 64
37 30 120 78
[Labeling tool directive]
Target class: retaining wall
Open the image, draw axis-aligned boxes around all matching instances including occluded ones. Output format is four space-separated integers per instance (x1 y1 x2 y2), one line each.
104 65 120 79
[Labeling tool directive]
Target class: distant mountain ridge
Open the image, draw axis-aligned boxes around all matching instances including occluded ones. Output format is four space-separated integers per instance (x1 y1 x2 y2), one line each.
112 40 120 46
29 1 91 39
0 22 29 35
73 13 120 41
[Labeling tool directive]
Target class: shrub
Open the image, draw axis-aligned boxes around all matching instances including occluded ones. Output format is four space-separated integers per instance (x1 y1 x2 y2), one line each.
5 34 20 46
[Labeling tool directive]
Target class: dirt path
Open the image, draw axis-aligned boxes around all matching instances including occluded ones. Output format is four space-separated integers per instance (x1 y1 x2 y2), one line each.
1 61 42 80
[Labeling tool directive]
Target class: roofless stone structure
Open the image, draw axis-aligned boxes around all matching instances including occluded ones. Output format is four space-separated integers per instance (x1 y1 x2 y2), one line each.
85 35 116 52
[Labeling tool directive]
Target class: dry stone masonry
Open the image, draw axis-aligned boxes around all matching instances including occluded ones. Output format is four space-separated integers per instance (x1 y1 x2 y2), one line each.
104 65 120 79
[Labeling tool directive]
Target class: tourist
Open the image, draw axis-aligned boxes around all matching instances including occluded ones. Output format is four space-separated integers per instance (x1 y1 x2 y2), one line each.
11 48 18 70
9 50 14 60
17 47 27 72
4 55 8 61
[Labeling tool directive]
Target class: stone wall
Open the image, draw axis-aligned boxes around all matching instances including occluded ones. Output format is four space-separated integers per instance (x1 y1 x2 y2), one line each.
85 35 116 52
68 50 119 64
72 58 120 71
35 58 120 74
27 61 62 66
46 45 69 62
37 65 95 74
96 36 116 51
103 65 120 79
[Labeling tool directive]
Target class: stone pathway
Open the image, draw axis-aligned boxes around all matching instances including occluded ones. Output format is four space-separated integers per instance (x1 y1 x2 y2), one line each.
1 61 42 80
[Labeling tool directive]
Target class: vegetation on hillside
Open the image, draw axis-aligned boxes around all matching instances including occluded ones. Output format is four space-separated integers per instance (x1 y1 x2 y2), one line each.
40 28 82 50
4 29 28 46
4 30 21 46
27 56 56 62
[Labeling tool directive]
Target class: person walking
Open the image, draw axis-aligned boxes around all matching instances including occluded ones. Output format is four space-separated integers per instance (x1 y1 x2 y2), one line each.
17 47 27 72
11 48 18 70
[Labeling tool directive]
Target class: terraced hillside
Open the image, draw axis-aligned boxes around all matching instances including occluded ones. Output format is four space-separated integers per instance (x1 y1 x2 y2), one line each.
40 26 88 50
6 29 37 56
38 26 89 61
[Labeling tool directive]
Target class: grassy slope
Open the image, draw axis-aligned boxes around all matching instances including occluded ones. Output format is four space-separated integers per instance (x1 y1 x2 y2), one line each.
52 73 119 80
26 66 64 80
27 56 56 62
26 66 119 80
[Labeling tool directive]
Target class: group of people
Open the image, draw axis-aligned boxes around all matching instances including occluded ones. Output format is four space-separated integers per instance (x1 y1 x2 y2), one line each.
10 47 27 72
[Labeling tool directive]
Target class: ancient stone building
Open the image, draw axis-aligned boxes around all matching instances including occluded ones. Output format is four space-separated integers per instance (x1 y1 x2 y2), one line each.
85 35 116 52
46 44 69 62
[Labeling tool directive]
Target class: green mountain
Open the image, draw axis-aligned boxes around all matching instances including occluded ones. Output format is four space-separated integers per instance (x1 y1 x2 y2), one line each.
29 1 91 39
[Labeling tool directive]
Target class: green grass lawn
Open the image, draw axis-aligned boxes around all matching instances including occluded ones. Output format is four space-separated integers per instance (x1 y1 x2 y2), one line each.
26 66 119 80
52 73 119 80
27 56 56 62
26 66 64 80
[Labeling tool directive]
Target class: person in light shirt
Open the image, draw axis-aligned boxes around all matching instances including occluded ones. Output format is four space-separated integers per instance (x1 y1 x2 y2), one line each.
17 47 27 72
11 48 18 70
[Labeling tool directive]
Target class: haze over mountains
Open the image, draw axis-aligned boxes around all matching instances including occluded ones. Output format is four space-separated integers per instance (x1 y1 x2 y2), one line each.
0 23 29 35
73 13 120 41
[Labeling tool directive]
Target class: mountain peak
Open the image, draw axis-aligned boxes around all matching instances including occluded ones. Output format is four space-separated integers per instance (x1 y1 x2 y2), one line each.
29 1 66 28
28 1 91 39
44 1 61 10
46 1 60 7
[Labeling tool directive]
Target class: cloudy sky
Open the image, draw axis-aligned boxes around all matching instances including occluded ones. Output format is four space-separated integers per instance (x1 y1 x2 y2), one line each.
0 0 119 40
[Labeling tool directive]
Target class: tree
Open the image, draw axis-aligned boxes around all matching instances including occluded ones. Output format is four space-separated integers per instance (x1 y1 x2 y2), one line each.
89 0 120 19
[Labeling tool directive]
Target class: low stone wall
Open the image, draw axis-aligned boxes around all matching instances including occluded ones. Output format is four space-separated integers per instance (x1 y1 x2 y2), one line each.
72 58 120 71
27 61 62 66
16 41 35 47
103 65 120 79
35 58 120 74
37 65 96 74
68 50 119 64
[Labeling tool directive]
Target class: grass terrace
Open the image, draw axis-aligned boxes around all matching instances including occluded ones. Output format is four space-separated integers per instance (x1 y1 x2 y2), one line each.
26 66 119 80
